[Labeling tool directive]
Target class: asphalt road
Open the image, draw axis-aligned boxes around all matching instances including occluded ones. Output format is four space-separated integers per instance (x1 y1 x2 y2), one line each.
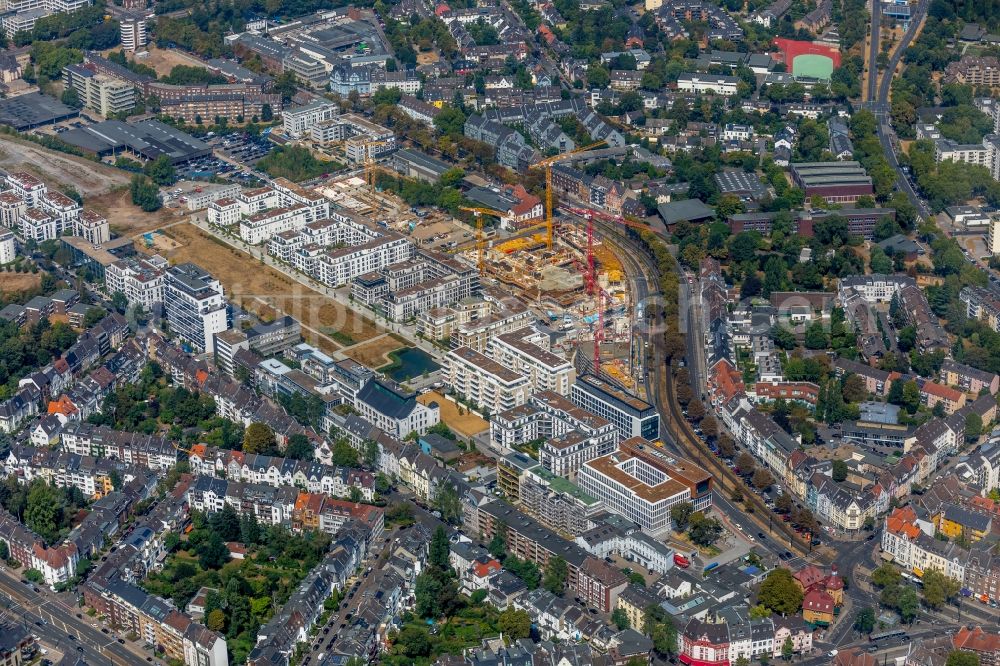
867 0 881 103
0 572 151 666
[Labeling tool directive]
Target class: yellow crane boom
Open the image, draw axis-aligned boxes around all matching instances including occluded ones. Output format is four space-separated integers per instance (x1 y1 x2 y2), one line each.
529 141 607 249
459 206 507 274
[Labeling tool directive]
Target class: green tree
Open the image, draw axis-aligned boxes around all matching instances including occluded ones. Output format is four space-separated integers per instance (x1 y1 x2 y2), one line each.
362 439 380 468
670 502 694 531
396 626 432 657
242 422 275 454
966 413 984 443
612 607 631 630
498 607 532 639
61 86 81 109
197 532 230 569
374 473 391 495
206 608 225 632
871 564 901 588
489 523 507 559
433 482 462 525
129 175 161 212
947 652 981 666
758 568 804 615
922 568 960 609
854 606 876 633
433 106 467 137
143 155 177 186
331 439 359 466
24 481 63 544
804 321 829 349
284 433 313 461
770 325 797 350
832 459 849 482
688 512 723 547
429 525 450 570
543 555 568 595
210 503 241 542
781 636 794 660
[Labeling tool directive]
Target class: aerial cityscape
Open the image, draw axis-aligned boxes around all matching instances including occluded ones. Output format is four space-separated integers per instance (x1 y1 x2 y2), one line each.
0 0 997 663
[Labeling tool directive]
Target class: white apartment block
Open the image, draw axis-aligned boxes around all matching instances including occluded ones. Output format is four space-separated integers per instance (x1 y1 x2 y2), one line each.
163 263 230 354
272 178 330 223
6 171 47 208
489 329 575 396
444 346 531 415
207 198 240 227
282 100 338 138
237 187 280 216
313 235 413 287
120 16 147 51
935 134 1000 181
239 205 310 244
19 208 56 243
64 67 136 117
677 73 740 96
990 217 1000 256
384 274 472 322
39 190 81 235
0 192 26 228
105 255 167 311
0 231 15 265
77 209 109 245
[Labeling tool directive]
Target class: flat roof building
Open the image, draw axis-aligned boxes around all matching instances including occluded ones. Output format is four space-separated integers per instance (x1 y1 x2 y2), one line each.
59 119 212 164
571 374 659 441
789 161 873 204
0 92 79 130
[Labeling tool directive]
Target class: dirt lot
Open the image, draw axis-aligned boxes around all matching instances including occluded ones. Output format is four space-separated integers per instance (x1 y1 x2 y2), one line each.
0 272 41 294
88 189 187 237
112 45 206 77
418 391 489 438
144 223 384 347
342 334 408 367
417 50 440 65
0 137 130 195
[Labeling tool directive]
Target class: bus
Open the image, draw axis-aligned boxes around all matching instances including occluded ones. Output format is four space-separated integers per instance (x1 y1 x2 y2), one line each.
869 629 907 643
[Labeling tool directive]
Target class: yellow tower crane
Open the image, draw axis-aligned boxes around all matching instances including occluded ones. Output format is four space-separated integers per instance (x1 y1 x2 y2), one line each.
529 141 608 250
459 206 507 274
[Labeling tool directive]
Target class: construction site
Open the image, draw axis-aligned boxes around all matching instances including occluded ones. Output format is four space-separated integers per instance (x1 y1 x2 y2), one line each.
284 134 648 392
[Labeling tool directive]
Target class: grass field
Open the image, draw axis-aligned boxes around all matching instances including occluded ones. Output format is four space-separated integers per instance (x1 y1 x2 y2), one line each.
0 272 41 293
418 391 489 438
342 335 408 367
146 223 384 347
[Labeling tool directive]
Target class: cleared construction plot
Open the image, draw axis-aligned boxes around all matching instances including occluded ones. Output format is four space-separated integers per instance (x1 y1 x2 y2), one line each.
418 391 489 439
0 136 129 194
342 334 409 367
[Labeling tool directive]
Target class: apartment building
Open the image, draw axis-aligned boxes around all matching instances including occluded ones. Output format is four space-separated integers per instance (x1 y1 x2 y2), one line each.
488 329 575 396
19 208 56 242
282 99 338 138
0 232 14 266
64 64 136 116
5 171 47 208
163 263 231 354
443 346 531 415
577 438 713 536
519 464 602 536
571 374 659 441
0 192 26 228
490 389 618 459
59 422 178 471
39 190 81 235
941 359 1000 396
239 205 310 244
416 295 534 352
945 55 1000 86
105 254 167 311
207 198 240 227
469 500 628 612
120 14 147 51
77 209 110 244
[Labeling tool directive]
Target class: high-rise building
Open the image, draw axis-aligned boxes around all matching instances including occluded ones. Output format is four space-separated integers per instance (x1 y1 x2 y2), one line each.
163 263 230 354
989 217 1000 256
120 14 147 51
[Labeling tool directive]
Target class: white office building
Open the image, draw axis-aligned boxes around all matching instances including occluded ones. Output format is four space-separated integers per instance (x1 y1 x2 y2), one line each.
163 263 231 354
571 374 660 441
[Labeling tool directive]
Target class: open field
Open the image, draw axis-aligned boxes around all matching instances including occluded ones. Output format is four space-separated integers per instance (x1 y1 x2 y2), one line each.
0 137 130 194
112 45 206 77
144 223 384 347
0 272 41 294
418 391 489 438
342 334 408 367
88 189 186 237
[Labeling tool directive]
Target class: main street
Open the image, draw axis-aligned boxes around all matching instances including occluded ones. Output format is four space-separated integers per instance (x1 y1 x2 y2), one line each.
0 569 155 665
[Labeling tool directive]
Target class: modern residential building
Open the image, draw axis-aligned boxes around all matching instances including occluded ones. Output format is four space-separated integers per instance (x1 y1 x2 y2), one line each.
488 329 575 396
282 100 338 138
443 346 531 415
105 254 168 311
162 263 231 354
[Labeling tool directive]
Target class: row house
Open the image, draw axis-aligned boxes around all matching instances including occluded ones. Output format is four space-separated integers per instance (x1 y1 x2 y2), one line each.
680 609 813 665
291 492 384 540
187 444 374 500
0 507 78 588
59 421 178 471
941 358 1000 396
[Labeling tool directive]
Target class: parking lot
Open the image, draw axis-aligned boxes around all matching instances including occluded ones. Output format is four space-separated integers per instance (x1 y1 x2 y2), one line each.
209 131 275 166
